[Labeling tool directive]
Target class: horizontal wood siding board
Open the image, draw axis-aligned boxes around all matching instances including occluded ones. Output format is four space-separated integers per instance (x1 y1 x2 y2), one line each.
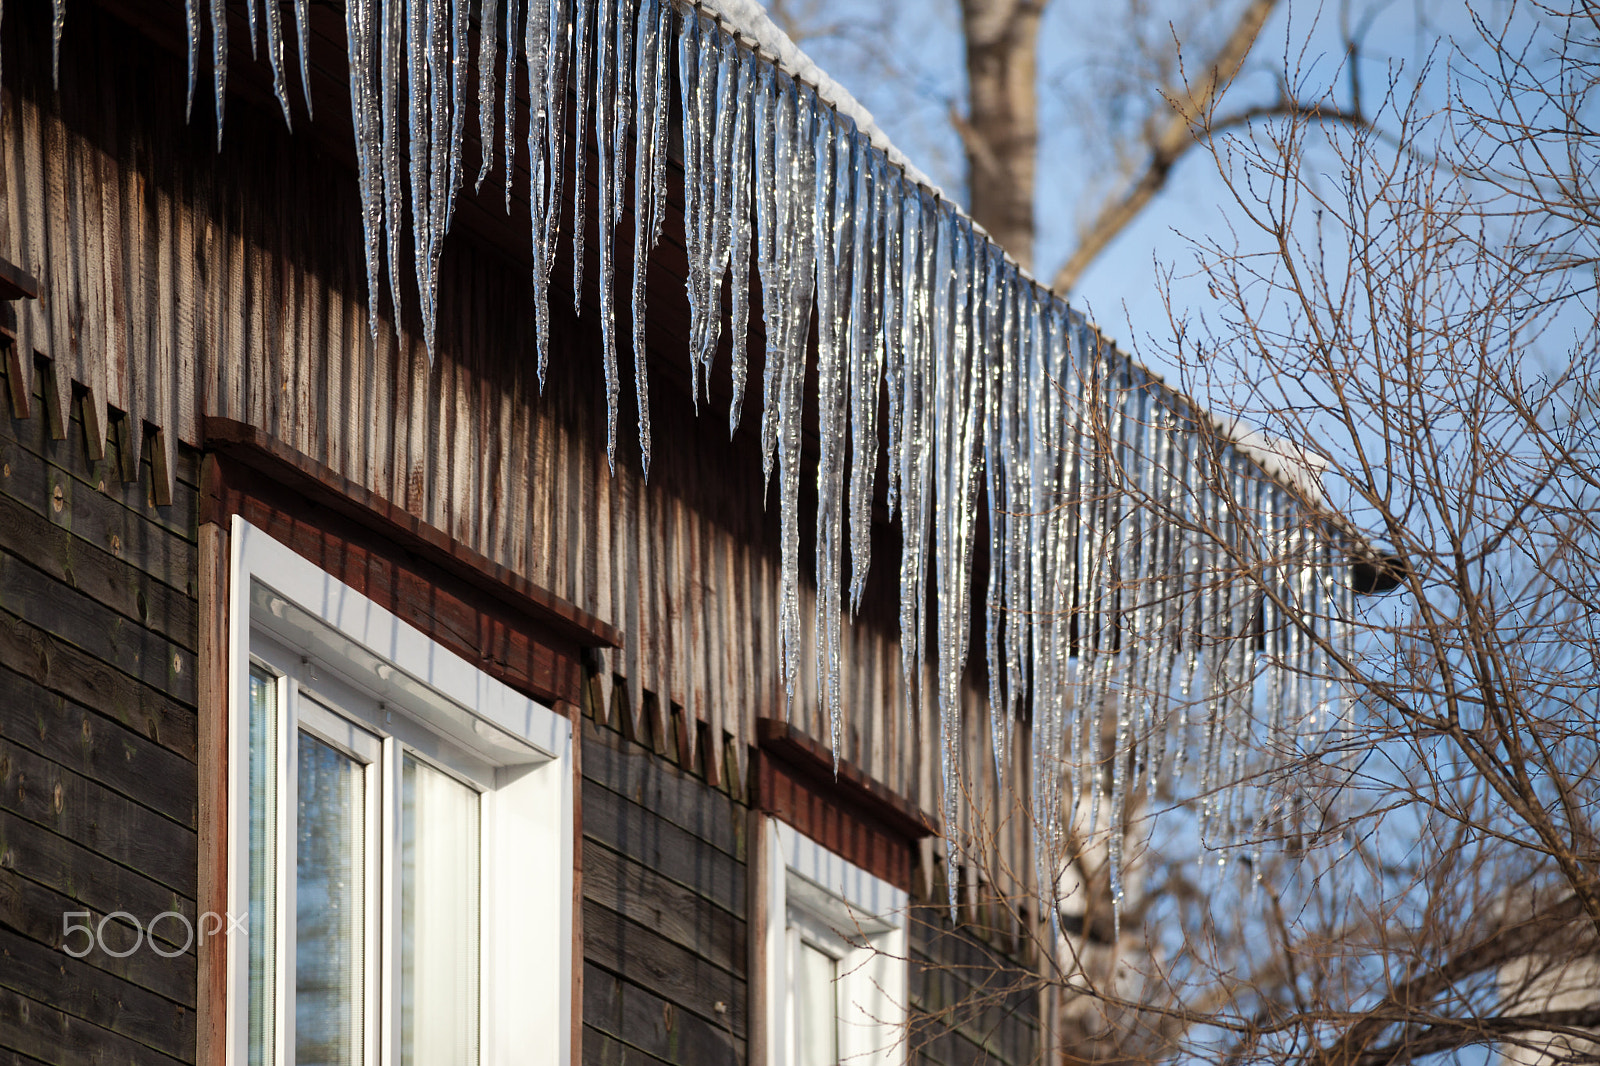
0 810 197 937
582 719 745 862
0 545 194 701
582 780 746 921
0 602 197 763
0 432 198 603
0 868 196 1008
582 838 746 978
0 662 196 825
581 1027 678 1066
0 926 196 1061
0 489 198 652
583 963 745 1066
582 898 748 1040
0 737 196 895
0 985 190 1066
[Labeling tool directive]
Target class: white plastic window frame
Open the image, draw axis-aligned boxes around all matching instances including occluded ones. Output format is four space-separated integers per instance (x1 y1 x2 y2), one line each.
763 818 910 1066
225 516 574 1066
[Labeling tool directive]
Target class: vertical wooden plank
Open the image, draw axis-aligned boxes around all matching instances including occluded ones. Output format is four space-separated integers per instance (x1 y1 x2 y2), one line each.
558 699 584 1066
1 73 36 419
41 94 84 444
197 512 230 1066
746 805 770 1066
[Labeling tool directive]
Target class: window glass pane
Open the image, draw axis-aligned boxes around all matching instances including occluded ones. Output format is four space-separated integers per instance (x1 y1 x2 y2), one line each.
401 754 481 1066
795 939 839 1066
248 666 277 1066
296 732 366 1066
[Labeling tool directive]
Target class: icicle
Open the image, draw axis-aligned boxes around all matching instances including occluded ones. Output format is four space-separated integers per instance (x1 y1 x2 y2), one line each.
210 0 229 146
244 0 259 57
631 0 672 476
697 28 734 391
477 0 500 189
983 247 1009 780
184 0 200 119
501 0 521 209
935 212 987 919
754 63 785 496
771 81 819 708
379 0 406 313
846 148 884 610
543 0 571 265
346 0 386 342
406 0 431 342
524 0 554 384
726 44 756 437
610 0 634 246
49 0 62 97
594 0 620 461
880 167 905 518
812 110 852 761
1028 300 1064 925
264 0 292 126
897 190 934 711
570 0 594 314
295 0 313 118
677 14 711 404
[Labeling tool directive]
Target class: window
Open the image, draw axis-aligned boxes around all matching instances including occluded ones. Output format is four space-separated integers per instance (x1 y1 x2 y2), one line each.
761 819 909 1066
226 517 573 1066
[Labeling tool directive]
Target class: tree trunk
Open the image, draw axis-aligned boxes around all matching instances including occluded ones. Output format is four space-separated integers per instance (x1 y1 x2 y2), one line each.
959 0 1045 269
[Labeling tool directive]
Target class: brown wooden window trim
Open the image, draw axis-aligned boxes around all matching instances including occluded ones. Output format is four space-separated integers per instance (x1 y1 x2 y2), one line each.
754 717 934 893
201 415 618 710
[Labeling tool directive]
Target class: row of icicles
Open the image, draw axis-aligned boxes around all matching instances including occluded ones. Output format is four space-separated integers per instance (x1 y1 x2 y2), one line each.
26 0 1356 923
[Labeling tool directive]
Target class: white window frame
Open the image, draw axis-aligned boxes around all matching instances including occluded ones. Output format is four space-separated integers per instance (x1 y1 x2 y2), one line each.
225 516 574 1066
763 818 909 1066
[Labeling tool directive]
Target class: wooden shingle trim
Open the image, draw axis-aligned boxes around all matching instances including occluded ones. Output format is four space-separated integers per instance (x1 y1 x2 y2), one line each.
202 416 621 650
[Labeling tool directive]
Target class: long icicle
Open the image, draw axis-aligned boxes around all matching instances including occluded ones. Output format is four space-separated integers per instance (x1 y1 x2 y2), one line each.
477 0 500 189
629 0 668 478
346 0 386 342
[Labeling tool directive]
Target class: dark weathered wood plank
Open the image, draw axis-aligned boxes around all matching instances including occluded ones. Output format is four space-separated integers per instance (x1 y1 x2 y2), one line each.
0 927 195 1061
582 838 745 978
0 489 198 651
582 898 747 1039
583 780 745 920
582 719 745 861
0 810 197 939
0 548 196 703
0 663 196 824
0 607 198 762
0 870 196 1008
583 963 744 1066
0 985 190 1066
0 434 198 599
582 1026 675 1066
0 738 196 896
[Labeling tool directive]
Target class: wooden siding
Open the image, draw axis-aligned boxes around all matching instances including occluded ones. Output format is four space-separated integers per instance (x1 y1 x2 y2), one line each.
582 711 749 1065
0 363 201 1065
910 914 1043 1066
